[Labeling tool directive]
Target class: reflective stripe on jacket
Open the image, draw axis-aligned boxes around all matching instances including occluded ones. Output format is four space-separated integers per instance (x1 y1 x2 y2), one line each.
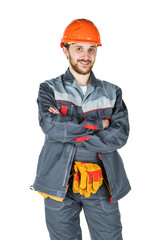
32 68 131 202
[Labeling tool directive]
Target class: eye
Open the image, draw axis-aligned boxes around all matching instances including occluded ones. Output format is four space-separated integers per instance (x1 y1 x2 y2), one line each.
76 47 82 51
89 48 96 53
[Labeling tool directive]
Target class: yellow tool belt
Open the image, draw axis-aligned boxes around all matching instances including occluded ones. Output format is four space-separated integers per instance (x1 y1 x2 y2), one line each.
38 162 112 202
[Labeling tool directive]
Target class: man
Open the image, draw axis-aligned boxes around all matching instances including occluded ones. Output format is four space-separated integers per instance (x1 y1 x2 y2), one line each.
32 19 131 240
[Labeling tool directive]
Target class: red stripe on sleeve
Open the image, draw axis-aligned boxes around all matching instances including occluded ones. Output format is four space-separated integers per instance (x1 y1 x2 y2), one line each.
61 105 68 116
75 137 91 142
83 125 98 130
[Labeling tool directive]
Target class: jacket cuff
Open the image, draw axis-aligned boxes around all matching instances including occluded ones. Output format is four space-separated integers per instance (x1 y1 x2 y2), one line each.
75 137 91 142
83 119 103 131
95 119 104 130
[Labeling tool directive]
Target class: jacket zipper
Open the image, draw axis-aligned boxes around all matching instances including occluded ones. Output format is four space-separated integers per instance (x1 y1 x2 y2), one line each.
62 145 75 187
103 176 113 203
98 154 113 203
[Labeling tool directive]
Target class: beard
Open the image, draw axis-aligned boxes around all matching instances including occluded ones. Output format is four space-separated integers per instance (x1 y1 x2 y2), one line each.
68 53 95 75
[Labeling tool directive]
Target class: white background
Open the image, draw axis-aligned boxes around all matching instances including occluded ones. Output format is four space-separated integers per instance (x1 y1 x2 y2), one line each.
0 0 160 239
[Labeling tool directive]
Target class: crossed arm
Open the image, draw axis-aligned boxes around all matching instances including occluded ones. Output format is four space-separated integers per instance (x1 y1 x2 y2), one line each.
48 106 110 129
38 83 129 153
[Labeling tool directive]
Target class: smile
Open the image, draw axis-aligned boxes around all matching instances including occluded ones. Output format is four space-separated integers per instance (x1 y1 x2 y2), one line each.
79 61 90 66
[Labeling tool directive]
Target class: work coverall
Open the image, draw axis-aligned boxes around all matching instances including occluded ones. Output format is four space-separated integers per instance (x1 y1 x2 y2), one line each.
32 68 131 239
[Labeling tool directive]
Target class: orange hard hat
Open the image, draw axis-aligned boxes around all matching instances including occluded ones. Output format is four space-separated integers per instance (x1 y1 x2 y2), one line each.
60 19 102 48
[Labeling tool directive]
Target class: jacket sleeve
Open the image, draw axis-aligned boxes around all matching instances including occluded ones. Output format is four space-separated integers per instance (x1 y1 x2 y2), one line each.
37 82 103 143
81 87 130 153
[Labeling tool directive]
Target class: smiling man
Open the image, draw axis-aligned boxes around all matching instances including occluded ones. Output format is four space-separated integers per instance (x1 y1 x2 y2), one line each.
64 42 97 76
32 19 131 240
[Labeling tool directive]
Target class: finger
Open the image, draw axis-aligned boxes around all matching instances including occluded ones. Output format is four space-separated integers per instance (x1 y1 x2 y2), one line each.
53 106 59 110
49 107 60 114
49 107 54 112
49 107 56 113
102 119 110 129
53 106 60 114
105 119 110 127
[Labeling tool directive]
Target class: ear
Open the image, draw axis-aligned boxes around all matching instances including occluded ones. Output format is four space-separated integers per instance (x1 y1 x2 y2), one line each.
63 46 69 59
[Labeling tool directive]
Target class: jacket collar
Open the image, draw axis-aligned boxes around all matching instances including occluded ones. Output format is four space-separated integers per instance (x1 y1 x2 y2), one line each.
63 68 100 87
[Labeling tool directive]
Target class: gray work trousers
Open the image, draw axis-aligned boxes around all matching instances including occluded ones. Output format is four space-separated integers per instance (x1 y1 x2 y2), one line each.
44 182 122 240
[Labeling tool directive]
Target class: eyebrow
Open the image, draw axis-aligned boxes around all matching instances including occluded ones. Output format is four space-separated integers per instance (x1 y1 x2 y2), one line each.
73 44 97 48
90 45 97 48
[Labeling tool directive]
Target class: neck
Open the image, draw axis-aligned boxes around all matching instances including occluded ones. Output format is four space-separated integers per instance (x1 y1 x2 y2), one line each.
69 66 90 86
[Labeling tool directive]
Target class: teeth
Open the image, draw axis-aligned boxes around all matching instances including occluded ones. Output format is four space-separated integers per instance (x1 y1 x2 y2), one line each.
80 61 89 65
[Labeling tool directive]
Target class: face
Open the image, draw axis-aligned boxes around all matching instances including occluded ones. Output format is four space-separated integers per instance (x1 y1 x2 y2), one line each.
63 42 97 75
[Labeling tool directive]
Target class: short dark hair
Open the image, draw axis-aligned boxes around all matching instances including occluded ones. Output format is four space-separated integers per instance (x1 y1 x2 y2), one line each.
63 43 70 50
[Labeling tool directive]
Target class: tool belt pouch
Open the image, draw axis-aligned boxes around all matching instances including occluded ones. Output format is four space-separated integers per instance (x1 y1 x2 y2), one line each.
72 161 103 198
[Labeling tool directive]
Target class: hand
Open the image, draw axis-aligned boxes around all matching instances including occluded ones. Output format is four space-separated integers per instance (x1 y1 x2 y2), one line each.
102 119 110 129
48 106 60 114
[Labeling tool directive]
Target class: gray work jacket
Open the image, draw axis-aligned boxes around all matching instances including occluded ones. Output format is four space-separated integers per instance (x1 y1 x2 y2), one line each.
32 69 131 202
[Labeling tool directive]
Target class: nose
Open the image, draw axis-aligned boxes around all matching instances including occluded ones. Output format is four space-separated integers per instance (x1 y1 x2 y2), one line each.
81 50 90 60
